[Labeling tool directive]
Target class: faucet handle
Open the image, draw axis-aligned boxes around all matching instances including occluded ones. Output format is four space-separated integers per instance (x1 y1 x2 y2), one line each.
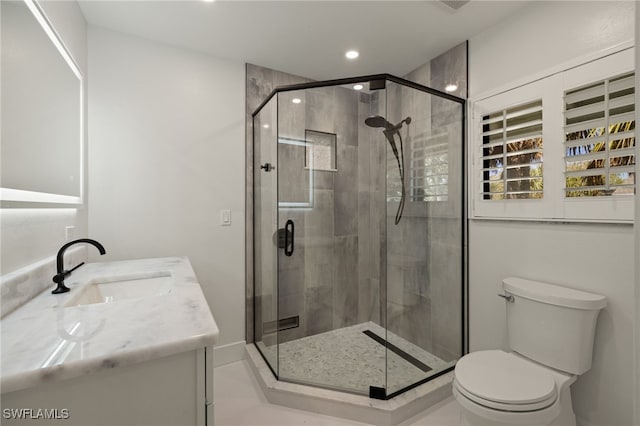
68 262 85 273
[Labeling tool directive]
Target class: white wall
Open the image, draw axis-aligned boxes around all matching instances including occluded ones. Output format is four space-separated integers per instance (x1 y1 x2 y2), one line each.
87 28 245 360
468 2 635 426
1 1 88 275
469 222 634 425
470 1 634 98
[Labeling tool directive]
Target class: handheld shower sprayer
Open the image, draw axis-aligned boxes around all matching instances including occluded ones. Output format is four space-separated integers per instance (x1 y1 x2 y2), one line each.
364 115 412 225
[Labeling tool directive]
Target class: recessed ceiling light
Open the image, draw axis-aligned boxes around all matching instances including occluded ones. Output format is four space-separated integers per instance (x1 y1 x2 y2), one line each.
203 0 215 3
345 50 359 59
353 84 364 91
263 124 270 129
292 98 302 104
445 83 458 92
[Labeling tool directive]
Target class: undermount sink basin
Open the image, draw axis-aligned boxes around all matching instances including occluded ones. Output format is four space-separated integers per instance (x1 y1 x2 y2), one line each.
65 272 172 307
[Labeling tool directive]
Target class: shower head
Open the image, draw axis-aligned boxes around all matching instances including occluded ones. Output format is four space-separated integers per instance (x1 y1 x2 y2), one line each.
365 115 393 130
365 115 413 152
364 115 413 150
365 115 399 156
364 115 412 225
364 115 412 132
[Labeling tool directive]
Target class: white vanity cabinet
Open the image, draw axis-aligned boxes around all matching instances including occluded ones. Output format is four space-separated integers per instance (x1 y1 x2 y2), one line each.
2 346 214 426
1 257 218 426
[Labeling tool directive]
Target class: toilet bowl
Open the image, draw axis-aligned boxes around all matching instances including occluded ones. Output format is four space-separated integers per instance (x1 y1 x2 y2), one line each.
453 350 576 426
453 277 606 426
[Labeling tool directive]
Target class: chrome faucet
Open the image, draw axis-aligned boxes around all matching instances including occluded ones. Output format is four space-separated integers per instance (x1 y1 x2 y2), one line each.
52 238 106 294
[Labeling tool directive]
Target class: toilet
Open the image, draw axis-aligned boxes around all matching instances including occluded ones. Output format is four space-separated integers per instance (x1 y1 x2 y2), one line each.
453 277 606 426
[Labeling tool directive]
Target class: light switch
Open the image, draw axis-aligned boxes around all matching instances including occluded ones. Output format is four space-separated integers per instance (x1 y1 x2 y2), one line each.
65 226 75 241
220 210 231 226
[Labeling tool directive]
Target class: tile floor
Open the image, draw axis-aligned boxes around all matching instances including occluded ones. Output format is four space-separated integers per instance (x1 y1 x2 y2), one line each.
214 359 462 426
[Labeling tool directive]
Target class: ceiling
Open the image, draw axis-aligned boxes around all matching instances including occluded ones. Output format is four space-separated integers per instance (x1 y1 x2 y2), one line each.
78 0 530 81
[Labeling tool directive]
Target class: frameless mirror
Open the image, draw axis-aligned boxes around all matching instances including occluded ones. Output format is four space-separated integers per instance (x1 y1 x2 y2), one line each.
1 0 83 206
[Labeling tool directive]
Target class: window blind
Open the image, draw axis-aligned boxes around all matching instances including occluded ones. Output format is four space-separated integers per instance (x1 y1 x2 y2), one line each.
481 100 544 200
564 72 636 197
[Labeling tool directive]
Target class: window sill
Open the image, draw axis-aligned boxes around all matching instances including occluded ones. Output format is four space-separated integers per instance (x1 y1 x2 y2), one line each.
469 216 633 225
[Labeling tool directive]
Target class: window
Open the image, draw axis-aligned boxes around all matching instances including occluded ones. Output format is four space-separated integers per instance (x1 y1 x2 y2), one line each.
481 100 543 200
386 130 452 204
409 131 449 202
386 146 402 203
472 77 556 219
563 72 635 198
471 48 634 222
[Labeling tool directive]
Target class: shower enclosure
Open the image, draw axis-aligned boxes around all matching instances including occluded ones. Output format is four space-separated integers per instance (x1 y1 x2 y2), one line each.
252 74 465 399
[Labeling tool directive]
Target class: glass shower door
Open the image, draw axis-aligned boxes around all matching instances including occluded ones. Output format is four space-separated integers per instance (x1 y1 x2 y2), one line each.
253 98 279 376
275 86 388 396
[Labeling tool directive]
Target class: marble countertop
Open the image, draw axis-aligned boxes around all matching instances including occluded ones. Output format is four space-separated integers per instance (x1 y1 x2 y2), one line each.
1 257 219 394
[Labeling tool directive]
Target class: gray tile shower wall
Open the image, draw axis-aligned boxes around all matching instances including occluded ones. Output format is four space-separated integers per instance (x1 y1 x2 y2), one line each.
376 42 466 361
402 42 466 361
384 80 435 355
302 86 363 335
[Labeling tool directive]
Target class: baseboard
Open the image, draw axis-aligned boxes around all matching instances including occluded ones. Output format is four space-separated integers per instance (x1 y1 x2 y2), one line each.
214 341 246 367
575 415 598 426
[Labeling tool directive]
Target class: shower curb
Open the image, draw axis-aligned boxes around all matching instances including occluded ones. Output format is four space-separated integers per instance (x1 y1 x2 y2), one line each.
245 344 453 426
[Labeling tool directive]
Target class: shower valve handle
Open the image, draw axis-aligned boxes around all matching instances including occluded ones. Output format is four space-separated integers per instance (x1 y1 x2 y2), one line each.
260 163 273 172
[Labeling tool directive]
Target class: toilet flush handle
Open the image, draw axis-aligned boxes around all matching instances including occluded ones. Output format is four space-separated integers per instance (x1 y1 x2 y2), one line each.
498 293 515 303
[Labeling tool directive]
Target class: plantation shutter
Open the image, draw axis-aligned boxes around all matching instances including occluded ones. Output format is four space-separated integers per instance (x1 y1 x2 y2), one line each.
473 47 633 222
480 100 544 200
563 72 636 197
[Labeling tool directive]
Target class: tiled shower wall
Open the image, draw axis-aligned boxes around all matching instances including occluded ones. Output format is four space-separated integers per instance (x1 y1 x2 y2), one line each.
251 78 385 343
246 41 467 358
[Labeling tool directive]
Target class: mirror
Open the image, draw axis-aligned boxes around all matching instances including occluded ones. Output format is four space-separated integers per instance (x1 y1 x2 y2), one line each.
1 0 83 206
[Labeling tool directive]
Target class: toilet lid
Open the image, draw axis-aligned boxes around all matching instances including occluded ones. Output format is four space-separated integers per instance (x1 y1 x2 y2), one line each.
454 350 557 406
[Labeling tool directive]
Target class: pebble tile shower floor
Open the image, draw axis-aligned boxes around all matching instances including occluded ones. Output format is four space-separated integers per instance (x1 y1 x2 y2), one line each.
257 321 450 394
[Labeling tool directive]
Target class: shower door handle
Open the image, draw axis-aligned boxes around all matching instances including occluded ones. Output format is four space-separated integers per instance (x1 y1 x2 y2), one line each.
284 220 294 256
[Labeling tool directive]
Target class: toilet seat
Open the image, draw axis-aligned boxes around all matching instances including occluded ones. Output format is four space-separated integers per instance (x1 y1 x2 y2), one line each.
454 350 557 412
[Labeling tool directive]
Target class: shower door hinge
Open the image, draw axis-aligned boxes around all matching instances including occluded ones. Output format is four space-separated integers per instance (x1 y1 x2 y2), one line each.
369 79 386 90
369 386 387 400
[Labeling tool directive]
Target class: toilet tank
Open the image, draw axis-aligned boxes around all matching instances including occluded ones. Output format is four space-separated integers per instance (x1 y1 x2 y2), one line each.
502 277 606 375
